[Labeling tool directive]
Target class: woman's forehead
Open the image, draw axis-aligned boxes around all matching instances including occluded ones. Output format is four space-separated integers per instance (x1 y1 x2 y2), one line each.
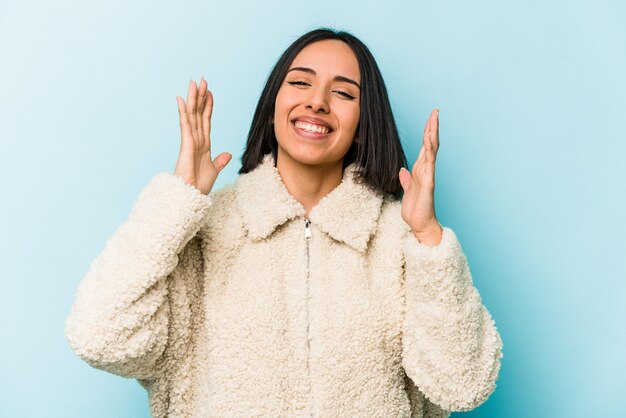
290 40 360 82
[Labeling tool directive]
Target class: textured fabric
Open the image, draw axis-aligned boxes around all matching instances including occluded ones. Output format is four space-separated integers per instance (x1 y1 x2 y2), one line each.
65 154 503 417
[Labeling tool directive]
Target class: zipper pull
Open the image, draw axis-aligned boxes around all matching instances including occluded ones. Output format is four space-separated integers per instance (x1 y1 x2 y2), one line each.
304 219 312 240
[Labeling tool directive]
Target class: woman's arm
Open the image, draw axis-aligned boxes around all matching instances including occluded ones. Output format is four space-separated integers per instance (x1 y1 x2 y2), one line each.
64 172 212 380
401 226 503 412
65 78 230 380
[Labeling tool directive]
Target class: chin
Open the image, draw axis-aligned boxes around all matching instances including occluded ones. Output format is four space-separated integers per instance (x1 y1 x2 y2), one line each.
277 146 342 168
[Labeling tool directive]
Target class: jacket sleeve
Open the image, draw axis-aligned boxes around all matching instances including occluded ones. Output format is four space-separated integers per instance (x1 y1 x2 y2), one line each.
401 226 503 412
64 172 212 380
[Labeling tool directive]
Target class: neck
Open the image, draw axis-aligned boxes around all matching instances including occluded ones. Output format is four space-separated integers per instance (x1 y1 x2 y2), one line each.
275 151 344 217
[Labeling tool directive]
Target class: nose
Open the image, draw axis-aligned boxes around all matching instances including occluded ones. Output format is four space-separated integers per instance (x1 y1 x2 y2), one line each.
305 87 329 114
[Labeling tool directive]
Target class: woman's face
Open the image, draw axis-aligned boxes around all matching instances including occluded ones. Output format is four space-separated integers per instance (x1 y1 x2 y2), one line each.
273 39 361 169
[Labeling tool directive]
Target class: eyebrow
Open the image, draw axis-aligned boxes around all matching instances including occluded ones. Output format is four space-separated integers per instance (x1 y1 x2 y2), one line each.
287 67 361 89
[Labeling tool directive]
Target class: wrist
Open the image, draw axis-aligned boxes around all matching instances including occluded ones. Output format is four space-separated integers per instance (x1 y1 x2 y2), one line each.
412 221 443 247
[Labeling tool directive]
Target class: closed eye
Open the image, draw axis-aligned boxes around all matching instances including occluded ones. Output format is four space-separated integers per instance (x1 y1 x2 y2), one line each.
334 90 356 100
287 81 309 87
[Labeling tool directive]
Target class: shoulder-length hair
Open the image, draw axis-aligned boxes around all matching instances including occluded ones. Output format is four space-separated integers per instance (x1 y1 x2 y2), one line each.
239 28 407 199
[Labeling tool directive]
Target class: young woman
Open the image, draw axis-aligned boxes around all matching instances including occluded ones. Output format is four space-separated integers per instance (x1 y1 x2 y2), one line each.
65 28 503 418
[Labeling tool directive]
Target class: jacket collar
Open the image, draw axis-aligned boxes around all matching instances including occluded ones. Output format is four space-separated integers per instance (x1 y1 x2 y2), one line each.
234 154 384 252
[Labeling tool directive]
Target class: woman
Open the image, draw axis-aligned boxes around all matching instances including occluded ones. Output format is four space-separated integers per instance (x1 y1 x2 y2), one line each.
65 28 503 417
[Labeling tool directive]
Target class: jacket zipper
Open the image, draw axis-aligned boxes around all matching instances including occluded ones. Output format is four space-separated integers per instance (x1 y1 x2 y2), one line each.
304 218 314 416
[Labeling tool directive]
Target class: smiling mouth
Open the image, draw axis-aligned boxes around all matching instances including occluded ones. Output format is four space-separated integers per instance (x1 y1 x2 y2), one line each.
293 120 332 135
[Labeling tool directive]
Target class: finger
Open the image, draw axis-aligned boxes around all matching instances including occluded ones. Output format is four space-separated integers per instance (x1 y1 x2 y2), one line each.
196 78 207 135
428 128 436 163
186 80 199 137
422 112 433 151
426 149 436 179
202 89 214 145
213 152 232 173
412 141 426 174
424 123 433 162
424 120 439 164
424 138 431 163
398 167 411 192
186 80 198 116
431 108 440 153
177 96 193 148
423 110 438 163
426 138 436 163
415 114 430 166
197 78 207 113
423 112 431 136
204 88 214 120
426 109 436 132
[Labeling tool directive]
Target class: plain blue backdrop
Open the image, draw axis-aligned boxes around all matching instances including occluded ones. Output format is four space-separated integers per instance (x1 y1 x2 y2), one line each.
1 1 624 417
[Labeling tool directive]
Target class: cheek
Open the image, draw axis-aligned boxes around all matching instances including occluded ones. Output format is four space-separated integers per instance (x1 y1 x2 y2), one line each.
346 108 360 134
273 95 283 120
273 94 290 142
274 94 295 125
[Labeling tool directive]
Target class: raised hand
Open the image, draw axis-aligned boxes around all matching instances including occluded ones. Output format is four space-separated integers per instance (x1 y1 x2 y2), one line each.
399 109 443 246
173 78 232 195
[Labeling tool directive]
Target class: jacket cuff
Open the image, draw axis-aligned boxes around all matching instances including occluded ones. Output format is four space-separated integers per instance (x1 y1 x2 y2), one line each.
402 226 472 306
126 173 212 251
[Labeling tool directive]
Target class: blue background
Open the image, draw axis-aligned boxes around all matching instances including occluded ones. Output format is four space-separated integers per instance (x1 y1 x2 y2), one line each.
1 1 624 417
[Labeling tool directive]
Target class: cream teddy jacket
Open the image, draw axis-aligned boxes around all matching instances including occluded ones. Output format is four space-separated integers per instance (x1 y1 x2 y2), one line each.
65 154 503 418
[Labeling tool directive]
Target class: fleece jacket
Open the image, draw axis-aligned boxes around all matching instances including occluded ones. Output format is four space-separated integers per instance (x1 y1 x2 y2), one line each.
65 153 503 417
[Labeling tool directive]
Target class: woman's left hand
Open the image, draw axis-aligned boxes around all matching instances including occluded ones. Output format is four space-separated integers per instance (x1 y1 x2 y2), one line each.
399 108 443 246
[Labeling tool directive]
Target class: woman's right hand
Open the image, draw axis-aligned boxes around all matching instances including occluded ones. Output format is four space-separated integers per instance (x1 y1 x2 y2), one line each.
173 78 232 195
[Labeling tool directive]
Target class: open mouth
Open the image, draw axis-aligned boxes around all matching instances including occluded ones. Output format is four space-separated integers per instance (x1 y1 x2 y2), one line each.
293 120 332 135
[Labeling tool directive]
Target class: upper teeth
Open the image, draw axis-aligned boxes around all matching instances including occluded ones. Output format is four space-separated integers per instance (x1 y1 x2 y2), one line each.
295 121 329 134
